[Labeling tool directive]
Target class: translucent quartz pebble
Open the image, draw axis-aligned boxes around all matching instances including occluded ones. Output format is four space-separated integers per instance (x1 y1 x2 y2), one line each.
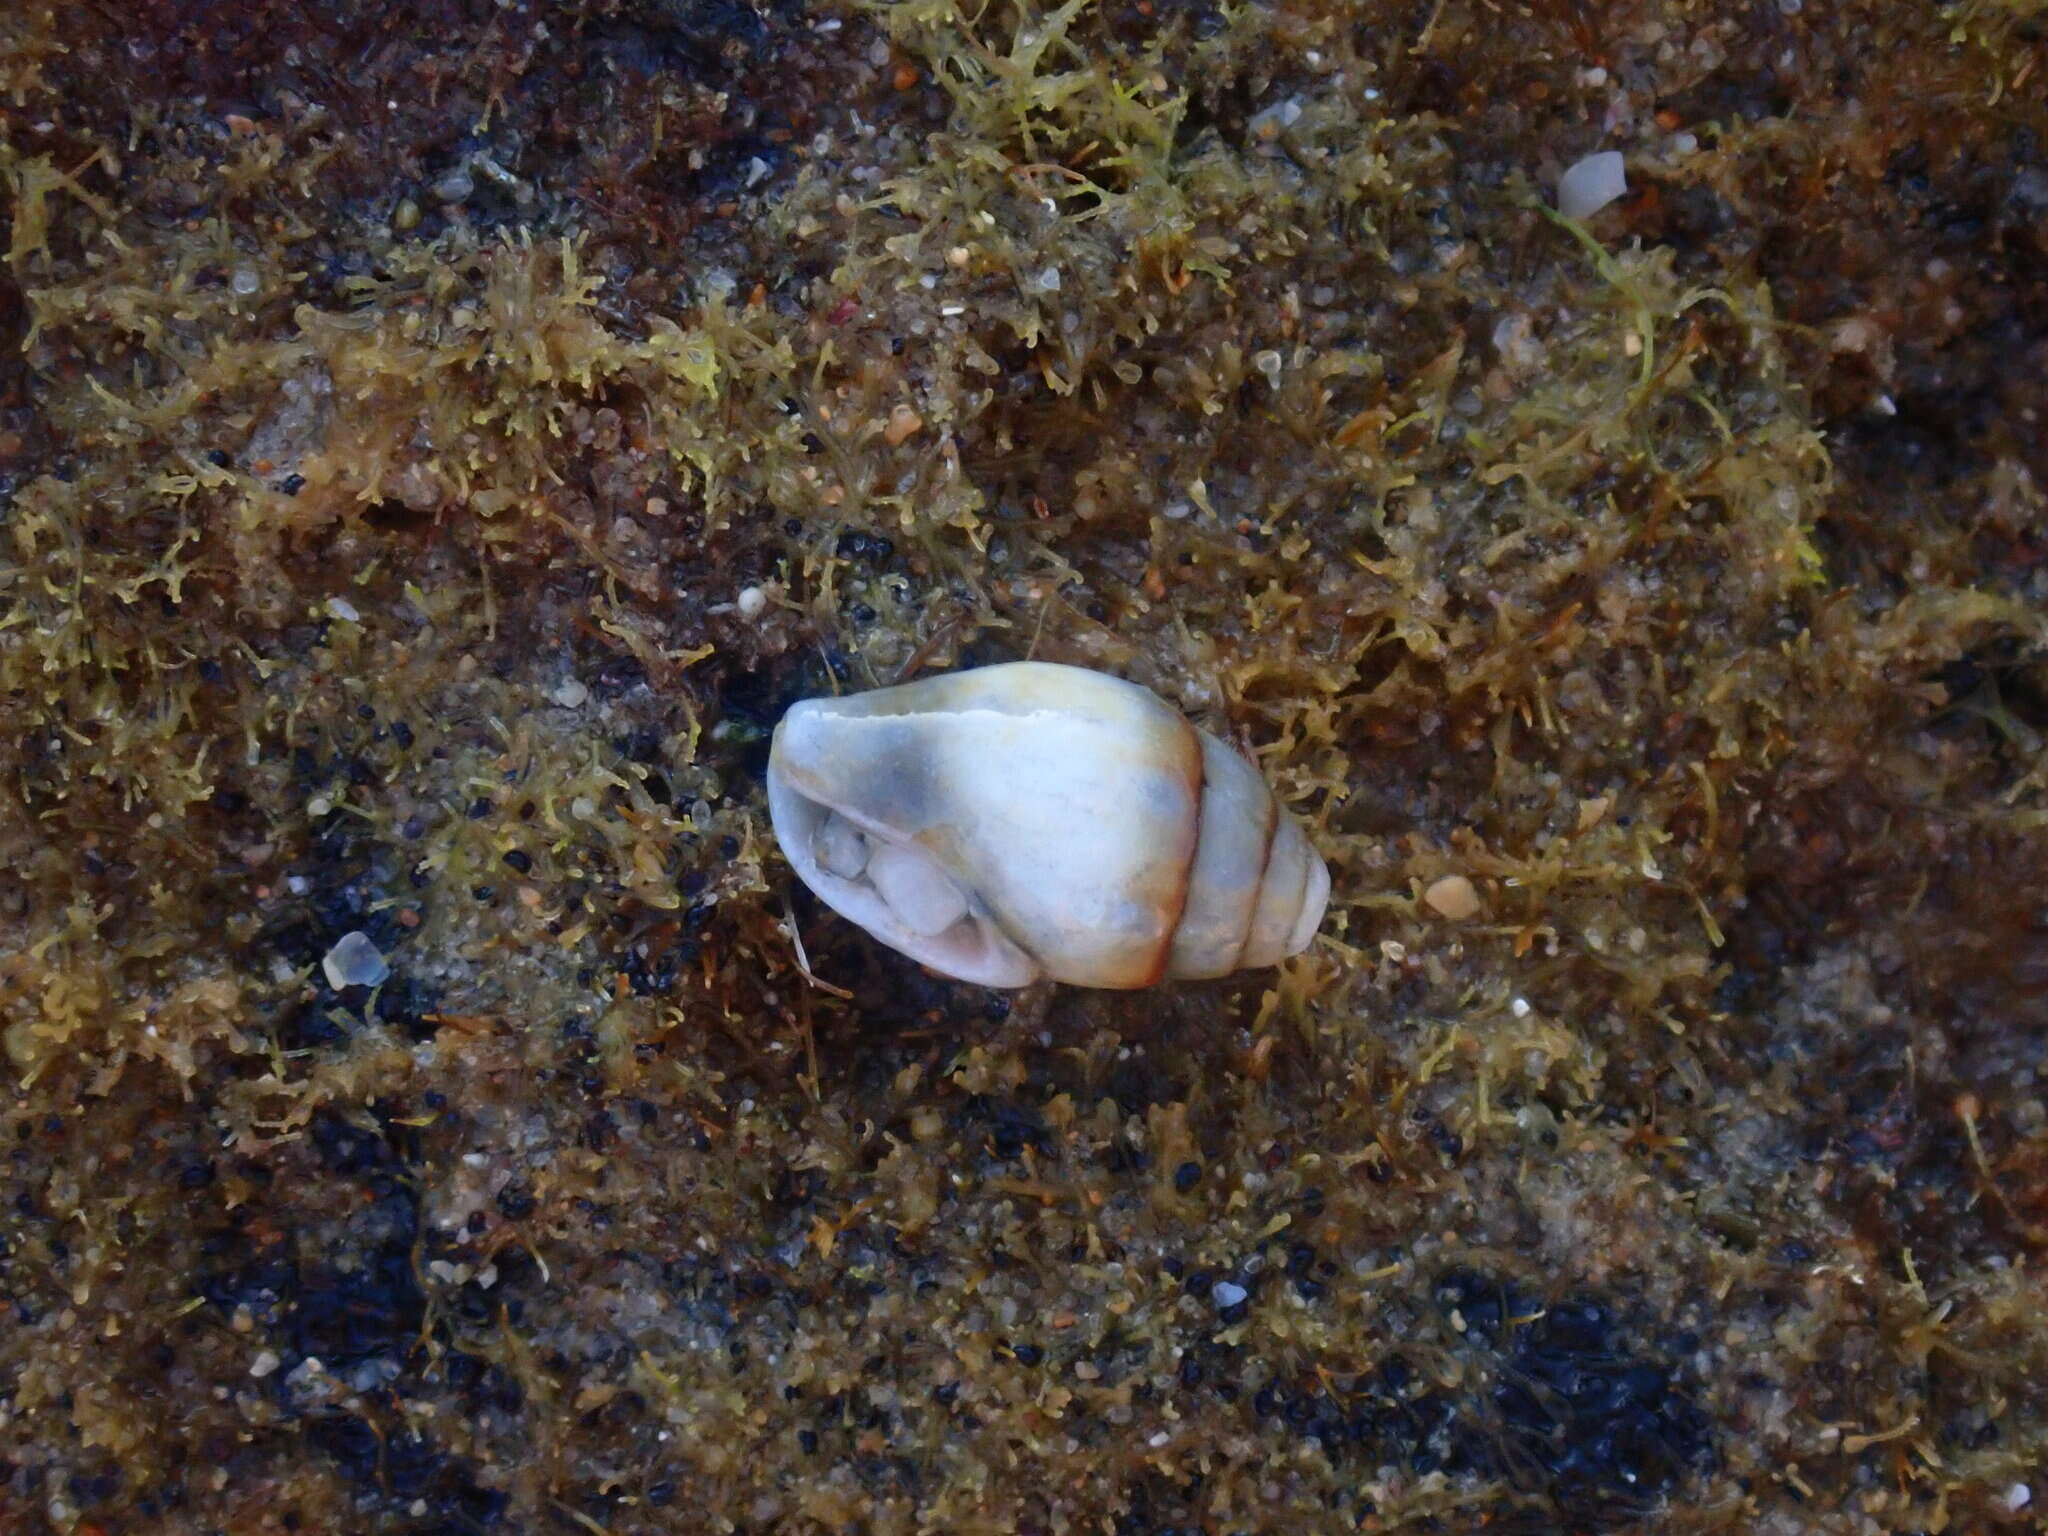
322 930 391 990
866 841 970 935
813 811 870 880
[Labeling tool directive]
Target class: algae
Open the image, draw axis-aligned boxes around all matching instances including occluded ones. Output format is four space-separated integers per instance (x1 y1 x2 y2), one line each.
0 0 2045 1532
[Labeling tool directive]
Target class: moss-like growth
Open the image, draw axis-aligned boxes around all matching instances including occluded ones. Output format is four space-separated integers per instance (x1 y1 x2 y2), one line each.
2 1 2045 1532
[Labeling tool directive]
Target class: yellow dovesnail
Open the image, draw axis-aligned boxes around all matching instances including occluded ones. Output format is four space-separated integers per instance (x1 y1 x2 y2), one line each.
766 661 1330 989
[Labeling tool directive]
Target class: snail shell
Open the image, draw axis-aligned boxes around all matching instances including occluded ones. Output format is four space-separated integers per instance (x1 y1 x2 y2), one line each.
766 661 1330 989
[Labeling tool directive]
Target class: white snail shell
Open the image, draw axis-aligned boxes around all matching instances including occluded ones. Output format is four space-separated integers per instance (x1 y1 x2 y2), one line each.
766 661 1331 989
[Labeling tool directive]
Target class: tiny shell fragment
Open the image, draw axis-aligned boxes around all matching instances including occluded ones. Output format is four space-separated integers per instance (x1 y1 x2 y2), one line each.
1424 875 1482 921
1557 150 1627 221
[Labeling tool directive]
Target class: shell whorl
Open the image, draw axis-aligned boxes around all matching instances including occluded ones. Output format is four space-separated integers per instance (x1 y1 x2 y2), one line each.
1164 725 1329 981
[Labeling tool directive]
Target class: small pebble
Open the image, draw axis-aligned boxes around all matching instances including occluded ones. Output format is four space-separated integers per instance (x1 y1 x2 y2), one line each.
1212 1281 1249 1310
322 931 390 990
326 596 360 623
736 585 768 621
248 1349 281 1379
1249 97 1305 140
1424 874 1481 921
867 841 969 935
883 404 923 445
814 812 870 880
551 678 589 708
1557 150 1627 221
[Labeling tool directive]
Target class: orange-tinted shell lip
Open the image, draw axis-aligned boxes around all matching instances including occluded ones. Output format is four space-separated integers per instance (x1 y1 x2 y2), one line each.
1134 716 1206 988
